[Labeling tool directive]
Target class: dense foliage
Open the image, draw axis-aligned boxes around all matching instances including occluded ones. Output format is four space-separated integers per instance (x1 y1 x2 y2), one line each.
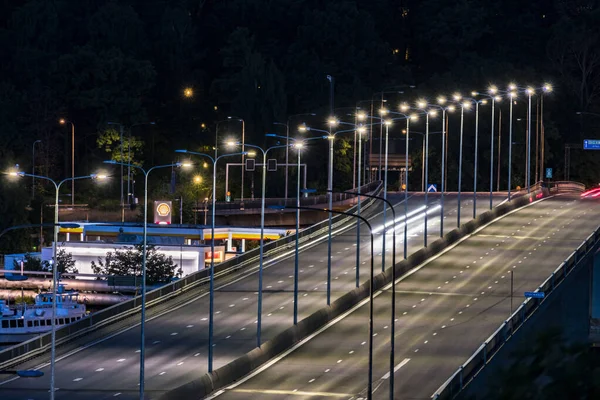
90 244 182 285
1 0 600 250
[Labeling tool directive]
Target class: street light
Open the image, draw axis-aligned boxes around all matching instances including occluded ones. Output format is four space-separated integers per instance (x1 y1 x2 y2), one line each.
226 117 245 201
174 149 246 371
265 134 325 324
183 87 193 98
463 93 488 220
474 88 503 210
297 121 363 294
269 204 376 400
397 105 418 259
274 112 317 200
429 98 456 237
452 94 471 228
193 175 202 225
225 142 288 348
58 119 75 205
7 170 105 400
103 160 187 399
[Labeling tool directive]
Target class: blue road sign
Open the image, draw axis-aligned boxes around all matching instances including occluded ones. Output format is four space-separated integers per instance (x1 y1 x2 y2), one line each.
584 139 600 150
545 168 553 179
427 184 437 193
524 291 545 299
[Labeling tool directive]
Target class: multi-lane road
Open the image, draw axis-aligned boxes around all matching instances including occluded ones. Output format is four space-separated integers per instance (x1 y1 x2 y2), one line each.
205 194 600 400
0 193 506 399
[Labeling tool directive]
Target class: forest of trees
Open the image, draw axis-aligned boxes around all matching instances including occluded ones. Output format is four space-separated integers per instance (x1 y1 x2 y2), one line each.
1 0 599 253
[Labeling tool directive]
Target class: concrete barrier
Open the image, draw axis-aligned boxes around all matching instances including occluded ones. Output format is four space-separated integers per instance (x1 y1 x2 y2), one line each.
159 188 551 400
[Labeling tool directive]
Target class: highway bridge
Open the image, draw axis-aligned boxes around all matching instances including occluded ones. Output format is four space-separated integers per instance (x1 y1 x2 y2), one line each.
193 193 600 400
0 191 507 399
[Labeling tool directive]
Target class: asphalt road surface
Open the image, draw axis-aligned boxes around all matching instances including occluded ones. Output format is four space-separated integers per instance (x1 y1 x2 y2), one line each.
0 193 506 399
203 194 600 400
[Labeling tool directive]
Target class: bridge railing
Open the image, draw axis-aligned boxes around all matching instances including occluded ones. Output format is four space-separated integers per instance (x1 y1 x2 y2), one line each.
432 223 600 400
548 181 586 193
0 181 383 368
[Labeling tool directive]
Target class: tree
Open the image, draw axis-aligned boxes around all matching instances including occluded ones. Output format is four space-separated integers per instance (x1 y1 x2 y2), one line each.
91 244 182 285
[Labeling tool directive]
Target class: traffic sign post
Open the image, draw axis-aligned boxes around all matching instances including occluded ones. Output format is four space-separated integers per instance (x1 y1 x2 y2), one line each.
545 168 553 179
427 184 437 193
584 139 600 150
524 291 545 299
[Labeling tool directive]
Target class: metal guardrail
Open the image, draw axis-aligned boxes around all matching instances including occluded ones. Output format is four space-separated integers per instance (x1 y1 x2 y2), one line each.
548 180 586 193
432 222 600 399
0 181 383 368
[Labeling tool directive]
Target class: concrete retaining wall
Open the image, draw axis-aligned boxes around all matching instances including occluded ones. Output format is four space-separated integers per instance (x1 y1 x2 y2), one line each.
159 189 549 400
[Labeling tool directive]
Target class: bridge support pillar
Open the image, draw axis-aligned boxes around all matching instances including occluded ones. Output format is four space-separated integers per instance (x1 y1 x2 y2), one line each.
590 249 600 345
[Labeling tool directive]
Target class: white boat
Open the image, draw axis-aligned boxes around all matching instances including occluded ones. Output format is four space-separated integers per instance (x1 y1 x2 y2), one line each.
0 285 86 344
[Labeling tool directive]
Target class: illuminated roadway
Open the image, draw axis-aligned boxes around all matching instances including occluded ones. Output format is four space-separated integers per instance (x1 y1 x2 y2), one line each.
204 194 600 400
0 193 506 399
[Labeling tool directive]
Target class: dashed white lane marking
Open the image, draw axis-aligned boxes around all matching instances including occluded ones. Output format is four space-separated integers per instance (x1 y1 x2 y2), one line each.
186 324 194 328
194 353 201 357
117 359 126 363
177 362 184 366
171 332 178 336
349 350 354 354
113 393 121 397
95 368 104 372
381 358 411 379
309 378 316 383
153 340 161 344
159 372 166 376
337 359 343 363
201 317 208 321
73 378 83 382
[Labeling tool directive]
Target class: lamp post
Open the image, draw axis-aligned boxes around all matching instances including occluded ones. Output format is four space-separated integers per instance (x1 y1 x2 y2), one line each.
397 105 416 259
525 87 535 194
507 86 518 201
58 119 75 205
7 170 105 400
299 121 360 293
174 150 244 372
31 139 42 198
477 87 503 210
270 204 376 400
225 142 288 347
225 117 245 200
429 99 456 237
452 94 471 228
103 160 186 399
265 134 325 324
540 84 552 180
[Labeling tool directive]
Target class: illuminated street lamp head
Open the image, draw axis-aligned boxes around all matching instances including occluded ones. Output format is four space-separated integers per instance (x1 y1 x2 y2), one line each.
481 99 488 105
409 113 419 121
298 124 308 132
183 87 193 98
399 103 409 112
193 175 202 184
247 150 257 157
428 109 438 117
384 119 392 126
447 105 456 112
226 140 237 147
59 118 66 125
327 118 338 126
462 101 472 109
437 96 447 105
357 112 367 121
91 174 108 180
509 91 517 98
357 126 367 134
293 142 304 149
379 108 389 115
416 99 427 109
494 95 502 102
543 83 553 93
471 91 478 97
489 85 498 95
453 93 462 101
526 87 535 95
508 83 517 91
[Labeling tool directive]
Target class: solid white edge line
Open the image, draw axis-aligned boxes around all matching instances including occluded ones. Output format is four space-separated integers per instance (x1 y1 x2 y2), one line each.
381 358 410 379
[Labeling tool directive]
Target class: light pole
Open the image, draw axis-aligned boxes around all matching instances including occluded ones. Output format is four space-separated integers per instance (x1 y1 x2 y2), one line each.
540 84 552 180
299 121 360 293
507 85 518 201
414 101 435 247
31 139 42 198
526 87 534 193
474 88 502 210
226 117 245 200
174 150 245 371
274 112 316 200
452 94 471 228
270 204 376 400
429 99 456 237
58 119 75 205
193 175 202 225
103 160 186 399
8 170 105 400
265 133 325 324
396 105 416 259
226 142 288 347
